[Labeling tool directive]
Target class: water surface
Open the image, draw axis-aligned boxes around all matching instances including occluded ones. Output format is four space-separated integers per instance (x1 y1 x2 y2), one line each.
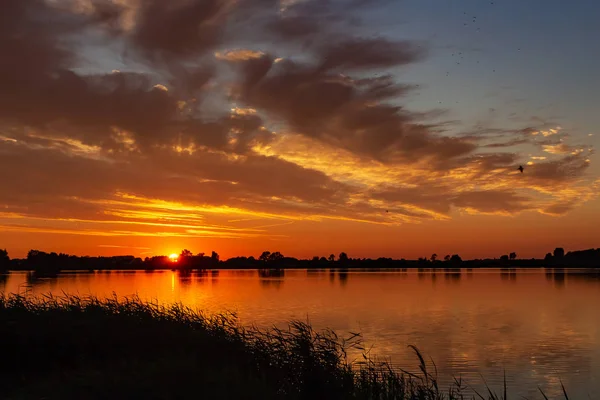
2 268 599 398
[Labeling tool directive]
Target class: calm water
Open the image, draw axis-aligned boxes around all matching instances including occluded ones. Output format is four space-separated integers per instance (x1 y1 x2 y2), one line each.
2 268 600 398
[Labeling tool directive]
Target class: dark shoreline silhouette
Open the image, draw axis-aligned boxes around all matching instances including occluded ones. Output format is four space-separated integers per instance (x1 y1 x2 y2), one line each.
1 247 599 274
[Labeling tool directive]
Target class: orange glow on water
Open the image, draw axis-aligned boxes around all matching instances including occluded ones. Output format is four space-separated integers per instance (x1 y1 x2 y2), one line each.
3 266 600 400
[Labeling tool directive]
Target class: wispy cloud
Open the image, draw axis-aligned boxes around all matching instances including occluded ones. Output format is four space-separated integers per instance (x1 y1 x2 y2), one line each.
98 245 152 250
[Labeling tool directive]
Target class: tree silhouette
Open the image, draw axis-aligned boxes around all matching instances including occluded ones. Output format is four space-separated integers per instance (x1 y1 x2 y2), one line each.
25 250 61 274
444 255 451 262
554 248 565 258
509 252 516 260
449 254 462 263
430 254 437 262
28 249 41 259
211 251 220 262
328 254 335 262
500 255 509 262
180 249 193 258
338 252 348 262
0 249 9 271
259 251 271 262
267 251 284 263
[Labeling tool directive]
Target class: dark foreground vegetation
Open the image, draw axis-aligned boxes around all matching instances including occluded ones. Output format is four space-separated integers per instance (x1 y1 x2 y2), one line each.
0 295 570 400
1 247 600 274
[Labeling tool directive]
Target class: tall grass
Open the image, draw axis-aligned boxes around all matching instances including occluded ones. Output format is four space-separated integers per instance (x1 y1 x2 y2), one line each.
0 294 567 400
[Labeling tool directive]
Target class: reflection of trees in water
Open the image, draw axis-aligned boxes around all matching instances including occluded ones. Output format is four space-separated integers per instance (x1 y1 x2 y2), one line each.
545 268 600 287
553 269 565 287
26 271 58 284
338 269 348 286
23 271 60 292
562 269 600 283
197 270 210 283
259 279 283 289
545 268 566 288
0 273 7 290
177 269 192 285
230 270 255 278
258 269 284 289
500 268 517 282
325 269 349 286
443 269 461 283
417 269 441 284
211 270 219 284
258 269 284 278
307 268 326 274
177 270 211 285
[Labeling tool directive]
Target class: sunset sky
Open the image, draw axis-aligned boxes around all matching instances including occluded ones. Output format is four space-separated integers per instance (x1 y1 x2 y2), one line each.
1 0 598 259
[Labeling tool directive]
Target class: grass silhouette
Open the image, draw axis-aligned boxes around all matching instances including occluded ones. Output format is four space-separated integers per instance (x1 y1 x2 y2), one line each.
0 294 567 399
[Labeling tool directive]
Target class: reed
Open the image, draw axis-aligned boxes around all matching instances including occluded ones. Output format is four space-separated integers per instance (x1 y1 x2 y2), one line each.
0 294 567 400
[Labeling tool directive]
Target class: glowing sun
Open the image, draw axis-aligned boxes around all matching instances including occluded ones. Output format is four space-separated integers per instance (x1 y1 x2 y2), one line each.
169 253 179 262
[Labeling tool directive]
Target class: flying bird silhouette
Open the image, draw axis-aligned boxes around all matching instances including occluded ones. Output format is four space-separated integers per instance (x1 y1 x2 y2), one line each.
518 165 524 173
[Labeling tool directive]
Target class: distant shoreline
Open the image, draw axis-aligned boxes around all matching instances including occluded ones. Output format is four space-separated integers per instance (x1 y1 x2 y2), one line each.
3 264 600 274
2 247 599 274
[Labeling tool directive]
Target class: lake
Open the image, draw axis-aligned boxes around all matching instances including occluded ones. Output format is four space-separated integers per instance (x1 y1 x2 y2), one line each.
2 268 599 398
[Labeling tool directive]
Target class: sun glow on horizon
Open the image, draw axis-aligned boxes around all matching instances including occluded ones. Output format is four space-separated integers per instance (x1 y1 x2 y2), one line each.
169 253 179 262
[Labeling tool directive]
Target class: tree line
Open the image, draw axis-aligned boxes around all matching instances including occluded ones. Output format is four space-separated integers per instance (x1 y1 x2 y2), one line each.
1 247 599 275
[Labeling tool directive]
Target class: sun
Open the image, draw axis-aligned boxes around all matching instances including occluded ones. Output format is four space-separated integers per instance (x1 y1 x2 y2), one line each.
169 253 179 262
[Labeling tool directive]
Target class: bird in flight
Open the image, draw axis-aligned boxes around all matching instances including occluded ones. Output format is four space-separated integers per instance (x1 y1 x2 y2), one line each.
518 165 524 173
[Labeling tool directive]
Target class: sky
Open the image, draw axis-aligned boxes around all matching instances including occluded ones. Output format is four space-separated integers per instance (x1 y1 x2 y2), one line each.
0 0 598 260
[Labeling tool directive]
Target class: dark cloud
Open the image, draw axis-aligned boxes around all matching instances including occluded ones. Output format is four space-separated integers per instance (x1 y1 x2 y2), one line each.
0 2 171 142
235 54 474 163
317 37 424 71
130 0 227 59
0 0 485 167
525 155 590 183
451 190 532 214
0 139 348 220
0 0 79 123
483 138 530 148
0 0 595 234
0 0 75 71
457 153 518 178
371 187 533 216
266 15 323 40
261 0 366 42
